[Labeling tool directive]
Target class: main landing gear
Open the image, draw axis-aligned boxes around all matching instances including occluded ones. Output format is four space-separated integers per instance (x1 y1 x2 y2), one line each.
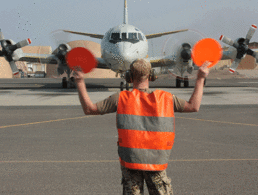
176 76 189 88
62 77 76 88
120 81 130 91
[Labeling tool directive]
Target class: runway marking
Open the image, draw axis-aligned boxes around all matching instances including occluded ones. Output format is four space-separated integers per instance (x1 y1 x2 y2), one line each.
176 117 258 127
0 116 93 129
0 159 257 163
238 82 258 83
1 116 257 129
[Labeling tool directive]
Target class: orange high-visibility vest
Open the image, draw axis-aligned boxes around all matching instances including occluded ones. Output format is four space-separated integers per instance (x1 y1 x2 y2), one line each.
117 89 175 171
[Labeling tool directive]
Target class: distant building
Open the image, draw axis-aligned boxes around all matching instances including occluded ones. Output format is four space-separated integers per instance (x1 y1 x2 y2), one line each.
248 42 258 49
22 46 52 77
0 55 13 78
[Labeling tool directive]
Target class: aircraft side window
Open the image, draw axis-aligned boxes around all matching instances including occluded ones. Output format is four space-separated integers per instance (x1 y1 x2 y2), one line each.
138 33 143 41
128 33 137 40
111 33 121 41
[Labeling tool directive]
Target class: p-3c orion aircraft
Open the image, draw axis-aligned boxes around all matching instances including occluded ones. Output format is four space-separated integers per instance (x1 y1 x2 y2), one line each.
0 0 257 90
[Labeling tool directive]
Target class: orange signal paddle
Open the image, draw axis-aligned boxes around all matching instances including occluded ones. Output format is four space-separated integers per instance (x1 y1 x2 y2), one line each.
191 38 222 68
66 47 97 73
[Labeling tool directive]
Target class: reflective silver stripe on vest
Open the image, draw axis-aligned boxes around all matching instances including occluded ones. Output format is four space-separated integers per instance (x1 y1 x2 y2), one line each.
117 114 174 132
118 146 171 165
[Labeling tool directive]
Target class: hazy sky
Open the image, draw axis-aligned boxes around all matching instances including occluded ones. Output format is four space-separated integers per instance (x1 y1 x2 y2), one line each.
1 0 258 56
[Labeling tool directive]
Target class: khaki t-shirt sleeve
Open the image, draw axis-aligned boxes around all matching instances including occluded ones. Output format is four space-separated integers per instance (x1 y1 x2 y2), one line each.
96 92 120 115
173 95 186 112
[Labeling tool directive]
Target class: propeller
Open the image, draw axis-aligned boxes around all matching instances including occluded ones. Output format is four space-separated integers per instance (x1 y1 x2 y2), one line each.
0 29 31 74
49 30 72 76
161 30 205 79
219 24 258 73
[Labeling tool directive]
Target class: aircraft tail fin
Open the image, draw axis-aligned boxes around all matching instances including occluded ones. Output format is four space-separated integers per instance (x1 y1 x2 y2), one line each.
124 0 128 24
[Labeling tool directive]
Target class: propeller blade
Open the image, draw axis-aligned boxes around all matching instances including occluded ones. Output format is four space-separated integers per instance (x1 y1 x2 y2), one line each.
245 24 257 45
0 29 4 40
247 49 258 62
229 58 241 73
219 35 235 47
50 30 71 48
16 38 31 48
9 61 19 75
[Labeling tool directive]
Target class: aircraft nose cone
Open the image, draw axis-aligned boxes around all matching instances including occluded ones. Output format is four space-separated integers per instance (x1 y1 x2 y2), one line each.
119 44 136 63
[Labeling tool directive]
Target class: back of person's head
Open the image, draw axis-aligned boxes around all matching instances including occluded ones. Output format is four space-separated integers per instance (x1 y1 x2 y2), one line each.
130 59 151 82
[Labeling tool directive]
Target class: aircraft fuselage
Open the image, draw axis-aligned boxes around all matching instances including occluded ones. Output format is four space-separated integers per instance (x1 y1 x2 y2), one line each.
101 24 148 73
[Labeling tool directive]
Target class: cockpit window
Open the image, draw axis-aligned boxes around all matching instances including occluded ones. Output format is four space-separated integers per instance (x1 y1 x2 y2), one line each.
110 32 143 44
138 33 143 41
128 33 137 40
111 33 121 41
122 33 127 40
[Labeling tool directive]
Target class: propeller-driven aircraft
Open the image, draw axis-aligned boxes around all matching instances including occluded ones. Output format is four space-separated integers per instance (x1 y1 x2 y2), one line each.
0 0 257 90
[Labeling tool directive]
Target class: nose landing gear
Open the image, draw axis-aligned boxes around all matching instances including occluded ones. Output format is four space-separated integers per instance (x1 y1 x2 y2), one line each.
176 76 189 88
120 81 130 91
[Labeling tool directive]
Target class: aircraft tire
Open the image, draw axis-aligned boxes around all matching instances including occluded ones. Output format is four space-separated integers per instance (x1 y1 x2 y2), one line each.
62 77 68 88
176 77 181 88
120 82 124 91
126 82 129 91
70 76 75 82
184 77 189 88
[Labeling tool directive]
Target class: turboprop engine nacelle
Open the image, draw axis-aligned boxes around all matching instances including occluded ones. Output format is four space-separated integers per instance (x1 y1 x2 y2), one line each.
180 43 192 62
173 42 194 75
52 43 71 75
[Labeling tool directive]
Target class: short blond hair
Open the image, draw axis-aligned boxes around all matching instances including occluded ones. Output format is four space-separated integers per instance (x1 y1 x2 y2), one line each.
130 59 151 82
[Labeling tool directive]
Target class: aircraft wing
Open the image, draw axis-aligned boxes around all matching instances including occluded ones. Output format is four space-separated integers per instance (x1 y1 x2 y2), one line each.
145 29 188 39
19 53 58 64
147 56 176 68
20 54 110 69
63 30 104 39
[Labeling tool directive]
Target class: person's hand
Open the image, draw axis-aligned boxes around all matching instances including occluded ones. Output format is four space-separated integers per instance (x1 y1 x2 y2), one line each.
197 61 210 79
73 67 85 83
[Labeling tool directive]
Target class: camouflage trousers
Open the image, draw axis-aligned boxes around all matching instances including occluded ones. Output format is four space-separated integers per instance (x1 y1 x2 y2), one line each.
121 165 173 195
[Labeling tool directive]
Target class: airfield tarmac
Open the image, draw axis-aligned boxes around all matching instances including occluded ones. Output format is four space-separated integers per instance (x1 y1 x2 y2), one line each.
0 76 258 194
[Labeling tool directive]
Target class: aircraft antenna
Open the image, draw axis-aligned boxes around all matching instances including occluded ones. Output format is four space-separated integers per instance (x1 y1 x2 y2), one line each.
124 0 128 24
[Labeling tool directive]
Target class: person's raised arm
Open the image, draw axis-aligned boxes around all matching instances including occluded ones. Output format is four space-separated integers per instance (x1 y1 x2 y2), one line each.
74 70 100 115
183 61 210 112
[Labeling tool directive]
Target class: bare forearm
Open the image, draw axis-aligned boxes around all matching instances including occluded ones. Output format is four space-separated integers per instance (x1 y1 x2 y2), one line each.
188 77 205 112
76 81 98 115
183 62 209 112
